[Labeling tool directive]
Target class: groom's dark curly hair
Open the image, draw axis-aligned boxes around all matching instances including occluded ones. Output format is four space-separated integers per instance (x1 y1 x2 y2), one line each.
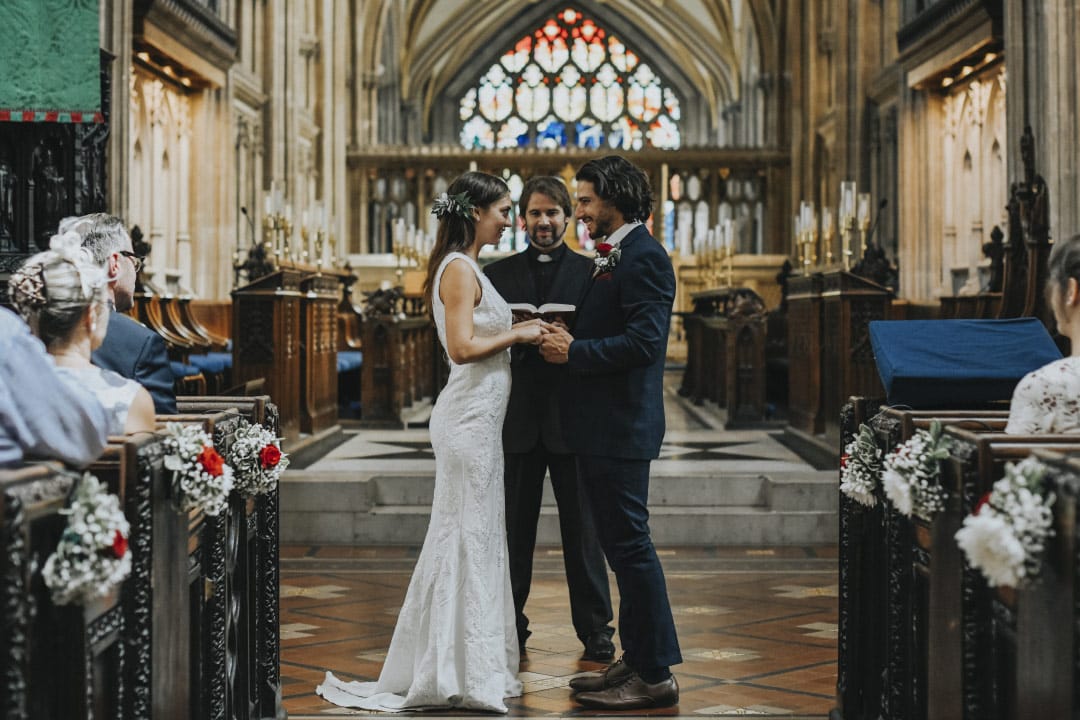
575 155 654 223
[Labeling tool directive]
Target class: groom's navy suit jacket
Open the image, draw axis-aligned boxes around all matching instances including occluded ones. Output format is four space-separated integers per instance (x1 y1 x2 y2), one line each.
562 225 675 459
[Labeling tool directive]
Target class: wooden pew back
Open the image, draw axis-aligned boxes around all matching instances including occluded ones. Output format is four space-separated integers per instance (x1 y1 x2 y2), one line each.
0 464 126 720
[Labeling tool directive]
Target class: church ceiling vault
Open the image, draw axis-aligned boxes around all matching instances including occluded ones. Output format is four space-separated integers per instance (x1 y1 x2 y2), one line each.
362 0 776 140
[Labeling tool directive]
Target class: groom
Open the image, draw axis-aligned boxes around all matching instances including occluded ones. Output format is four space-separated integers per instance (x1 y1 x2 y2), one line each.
539 155 681 709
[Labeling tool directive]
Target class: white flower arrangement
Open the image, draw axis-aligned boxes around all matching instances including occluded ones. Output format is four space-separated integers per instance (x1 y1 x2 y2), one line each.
955 457 1056 588
42 474 131 606
162 422 235 516
840 422 881 507
226 420 288 496
881 419 951 520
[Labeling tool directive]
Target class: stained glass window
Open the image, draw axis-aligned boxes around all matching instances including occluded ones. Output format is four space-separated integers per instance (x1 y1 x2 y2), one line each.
460 8 681 151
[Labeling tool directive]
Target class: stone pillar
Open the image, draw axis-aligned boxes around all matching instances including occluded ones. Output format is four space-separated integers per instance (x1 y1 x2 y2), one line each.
1006 0 1080 242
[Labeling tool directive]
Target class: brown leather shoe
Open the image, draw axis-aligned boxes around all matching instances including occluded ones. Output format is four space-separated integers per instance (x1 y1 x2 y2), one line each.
573 673 679 710
568 657 633 692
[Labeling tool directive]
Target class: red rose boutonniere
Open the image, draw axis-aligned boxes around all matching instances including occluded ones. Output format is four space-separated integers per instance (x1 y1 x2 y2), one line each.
593 242 621 277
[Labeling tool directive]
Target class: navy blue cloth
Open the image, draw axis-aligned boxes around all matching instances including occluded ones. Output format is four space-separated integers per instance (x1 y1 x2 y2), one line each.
560 224 681 674
336 351 363 373
561 225 674 459
577 455 682 672
93 312 178 414
869 318 1063 408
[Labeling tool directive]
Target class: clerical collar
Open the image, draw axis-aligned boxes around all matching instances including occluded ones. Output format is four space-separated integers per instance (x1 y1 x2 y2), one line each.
597 221 642 248
527 242 567 264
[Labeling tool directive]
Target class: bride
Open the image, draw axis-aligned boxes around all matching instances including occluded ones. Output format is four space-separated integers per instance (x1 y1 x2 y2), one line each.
318 172 548 712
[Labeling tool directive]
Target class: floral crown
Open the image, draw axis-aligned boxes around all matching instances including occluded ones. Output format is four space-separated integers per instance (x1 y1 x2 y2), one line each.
431 191 475 221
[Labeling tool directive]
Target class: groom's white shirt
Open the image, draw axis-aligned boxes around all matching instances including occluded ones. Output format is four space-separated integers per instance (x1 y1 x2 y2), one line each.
602 221 642 248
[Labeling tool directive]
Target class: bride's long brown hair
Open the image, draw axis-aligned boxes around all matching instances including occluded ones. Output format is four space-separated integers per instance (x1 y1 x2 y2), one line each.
423 171 509 313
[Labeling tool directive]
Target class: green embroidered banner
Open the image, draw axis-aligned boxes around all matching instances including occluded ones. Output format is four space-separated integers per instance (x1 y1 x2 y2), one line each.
0 0 102 123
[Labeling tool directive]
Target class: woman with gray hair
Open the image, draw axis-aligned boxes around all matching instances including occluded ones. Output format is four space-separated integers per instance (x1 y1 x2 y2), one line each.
8 232 155 436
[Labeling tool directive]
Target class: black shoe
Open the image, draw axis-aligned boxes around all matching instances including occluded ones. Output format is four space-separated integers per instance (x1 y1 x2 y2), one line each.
573 673 679 710
569 656 633 692
581 630 616 662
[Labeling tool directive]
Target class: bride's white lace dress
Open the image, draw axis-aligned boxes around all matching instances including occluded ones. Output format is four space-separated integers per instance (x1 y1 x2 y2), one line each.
317 252 522 712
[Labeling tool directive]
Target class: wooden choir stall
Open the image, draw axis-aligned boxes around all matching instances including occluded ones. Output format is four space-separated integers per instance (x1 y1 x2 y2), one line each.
787 270 892 445
231 264 350 444
679 286 769 427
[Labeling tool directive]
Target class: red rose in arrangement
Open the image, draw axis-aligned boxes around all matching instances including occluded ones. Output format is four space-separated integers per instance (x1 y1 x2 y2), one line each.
974 491 992 515
596 242 614 255
197 445 225 477
259 444 282 469
111 529 128 559
840 453 850 469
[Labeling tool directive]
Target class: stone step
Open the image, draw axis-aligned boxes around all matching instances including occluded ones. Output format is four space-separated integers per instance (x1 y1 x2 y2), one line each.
280 469 839 546
370 473 775 508
284 503 836 546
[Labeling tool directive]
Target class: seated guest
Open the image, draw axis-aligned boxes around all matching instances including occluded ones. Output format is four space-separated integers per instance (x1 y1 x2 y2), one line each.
0 306 110 467
62 213 178 414
1006 233 1080 434
9 232 156 436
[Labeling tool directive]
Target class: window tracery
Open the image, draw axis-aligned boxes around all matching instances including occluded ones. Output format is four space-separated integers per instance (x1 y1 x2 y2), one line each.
459 8 681 151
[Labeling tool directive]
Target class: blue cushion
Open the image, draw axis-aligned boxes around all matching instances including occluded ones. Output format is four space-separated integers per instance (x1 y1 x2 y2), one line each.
205 351 233 369
337 351 363 373
189 354 228 374
869 318 1063 408
170 361 201 379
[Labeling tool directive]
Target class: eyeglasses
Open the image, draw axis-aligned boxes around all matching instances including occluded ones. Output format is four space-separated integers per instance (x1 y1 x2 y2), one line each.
118 250 145 273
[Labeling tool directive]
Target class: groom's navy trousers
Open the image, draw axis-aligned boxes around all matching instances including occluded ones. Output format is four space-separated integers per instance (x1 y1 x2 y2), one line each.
576 454 681 671
561 224 683 675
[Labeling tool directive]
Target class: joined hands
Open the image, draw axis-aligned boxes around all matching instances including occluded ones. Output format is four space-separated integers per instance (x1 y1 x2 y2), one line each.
511 319 573 363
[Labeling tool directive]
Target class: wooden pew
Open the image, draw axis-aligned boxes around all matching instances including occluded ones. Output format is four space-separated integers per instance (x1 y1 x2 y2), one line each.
174 397 284 720
1001 450 1079 719
915 429 1080 720
677 287 768 426
0 464 125 719
360 314 438 426
112 426 211 720
837 403 1010 720
836 397 885 720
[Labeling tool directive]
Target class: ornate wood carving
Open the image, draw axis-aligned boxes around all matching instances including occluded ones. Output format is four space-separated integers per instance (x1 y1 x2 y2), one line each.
998 126 1052 323
2 483 30 720
0 52 110 305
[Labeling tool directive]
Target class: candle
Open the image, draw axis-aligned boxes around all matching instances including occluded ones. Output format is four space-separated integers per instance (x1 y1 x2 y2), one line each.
839 181 856 223
857 193 871 230
793 214 800 258
723 218 734 250
264 193 272 216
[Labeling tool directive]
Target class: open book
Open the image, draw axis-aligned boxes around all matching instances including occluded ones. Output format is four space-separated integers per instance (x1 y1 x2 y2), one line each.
509 302 575 324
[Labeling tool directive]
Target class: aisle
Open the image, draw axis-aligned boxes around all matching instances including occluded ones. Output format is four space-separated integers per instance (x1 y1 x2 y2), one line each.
279 545 837 718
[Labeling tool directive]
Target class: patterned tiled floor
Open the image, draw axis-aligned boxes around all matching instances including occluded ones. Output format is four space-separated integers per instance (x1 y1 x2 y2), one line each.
280 545 838 718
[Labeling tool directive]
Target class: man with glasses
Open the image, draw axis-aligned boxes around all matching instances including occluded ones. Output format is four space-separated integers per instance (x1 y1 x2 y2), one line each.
69 213 177 414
